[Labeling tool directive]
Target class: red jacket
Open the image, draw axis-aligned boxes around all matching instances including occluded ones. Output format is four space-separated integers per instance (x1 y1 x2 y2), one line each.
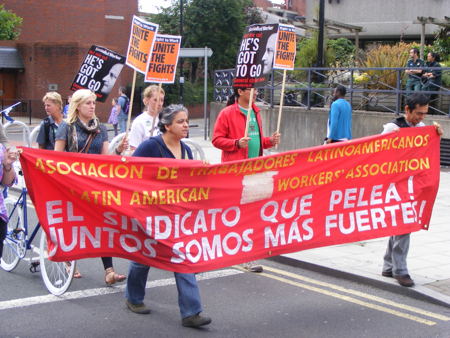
212 102 273 162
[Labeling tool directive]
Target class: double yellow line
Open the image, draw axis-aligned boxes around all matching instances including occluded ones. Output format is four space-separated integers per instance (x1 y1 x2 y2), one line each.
237 265 450 326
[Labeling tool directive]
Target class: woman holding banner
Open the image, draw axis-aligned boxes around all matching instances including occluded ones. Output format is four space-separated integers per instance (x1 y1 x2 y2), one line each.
54 88 126 285
212 87 280 273
127 85 165 151
125 104 211 328
0 145 18 261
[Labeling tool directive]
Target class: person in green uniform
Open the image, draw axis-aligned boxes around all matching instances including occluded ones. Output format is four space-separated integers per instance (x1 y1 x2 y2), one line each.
405 48 424 92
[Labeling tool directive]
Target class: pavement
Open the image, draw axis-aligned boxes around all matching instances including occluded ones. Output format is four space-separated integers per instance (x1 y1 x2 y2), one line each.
8 117 450 308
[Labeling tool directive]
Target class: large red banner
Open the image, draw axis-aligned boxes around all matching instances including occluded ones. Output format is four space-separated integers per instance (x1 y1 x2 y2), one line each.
19 127 440 273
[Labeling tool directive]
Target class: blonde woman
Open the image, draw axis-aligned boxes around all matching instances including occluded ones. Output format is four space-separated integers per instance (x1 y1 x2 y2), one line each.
54 89 126 285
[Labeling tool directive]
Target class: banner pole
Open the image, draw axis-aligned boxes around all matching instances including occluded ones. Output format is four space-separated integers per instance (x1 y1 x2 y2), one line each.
125 70 137 136
276 70 287 134
244 88 254 138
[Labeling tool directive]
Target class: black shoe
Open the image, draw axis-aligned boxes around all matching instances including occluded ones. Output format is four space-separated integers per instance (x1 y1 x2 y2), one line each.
394 274 415 287
126 300 151 314
382 271 393 278
182 313 212 328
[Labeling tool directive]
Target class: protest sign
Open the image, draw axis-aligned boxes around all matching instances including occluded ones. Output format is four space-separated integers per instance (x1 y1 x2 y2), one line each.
274 24 297 70
70 45 125 102
126 15 159 74
234 24 279 88
145 34 181 83
20 127 439 273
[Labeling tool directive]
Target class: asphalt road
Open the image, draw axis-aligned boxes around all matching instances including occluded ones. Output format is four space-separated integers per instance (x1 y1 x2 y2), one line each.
1 195 450 338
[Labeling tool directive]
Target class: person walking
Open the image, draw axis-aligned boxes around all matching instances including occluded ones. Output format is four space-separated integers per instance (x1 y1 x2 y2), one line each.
212 87 280 272
107 97 120 136
125 105 211 328
381 93 443 287
324 85 352 144
117 86 129 133
128 85 164 151
37 92 64 150
54 88 126 285
0 145 18 260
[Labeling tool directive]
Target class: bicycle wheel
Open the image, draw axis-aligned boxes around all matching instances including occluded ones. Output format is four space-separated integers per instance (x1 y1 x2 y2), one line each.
39 231 75 295
0 198 24 271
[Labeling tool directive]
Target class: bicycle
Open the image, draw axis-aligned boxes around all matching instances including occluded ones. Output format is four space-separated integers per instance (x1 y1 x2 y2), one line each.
0 166 77 295
0 105 76 295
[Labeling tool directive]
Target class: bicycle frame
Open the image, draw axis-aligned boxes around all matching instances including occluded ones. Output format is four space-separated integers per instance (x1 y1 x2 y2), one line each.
5 186 41 257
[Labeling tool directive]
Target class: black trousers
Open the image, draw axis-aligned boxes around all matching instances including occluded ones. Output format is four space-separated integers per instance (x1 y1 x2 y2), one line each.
0 218 6 259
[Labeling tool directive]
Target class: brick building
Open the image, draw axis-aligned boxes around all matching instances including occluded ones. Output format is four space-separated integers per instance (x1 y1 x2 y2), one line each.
0 0 137 121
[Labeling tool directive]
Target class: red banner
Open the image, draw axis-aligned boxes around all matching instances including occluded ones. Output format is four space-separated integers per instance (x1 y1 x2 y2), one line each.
19 127 440 273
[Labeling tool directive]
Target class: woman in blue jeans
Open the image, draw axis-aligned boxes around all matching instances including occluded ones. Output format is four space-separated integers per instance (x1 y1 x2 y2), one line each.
125 104 211 328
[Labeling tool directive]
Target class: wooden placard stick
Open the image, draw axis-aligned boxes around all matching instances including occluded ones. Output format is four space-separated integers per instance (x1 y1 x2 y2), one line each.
244 88 255 138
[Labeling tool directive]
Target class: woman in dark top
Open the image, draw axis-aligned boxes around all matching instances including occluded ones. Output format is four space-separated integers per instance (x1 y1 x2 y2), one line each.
125 105 211 328
55 88 126 285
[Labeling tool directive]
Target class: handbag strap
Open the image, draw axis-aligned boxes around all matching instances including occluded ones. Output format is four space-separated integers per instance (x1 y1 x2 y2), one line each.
79 132 96 153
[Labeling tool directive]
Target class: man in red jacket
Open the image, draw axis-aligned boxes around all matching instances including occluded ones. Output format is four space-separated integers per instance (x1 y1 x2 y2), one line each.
212 86 280 272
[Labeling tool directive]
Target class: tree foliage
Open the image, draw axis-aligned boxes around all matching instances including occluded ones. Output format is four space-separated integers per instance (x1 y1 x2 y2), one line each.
0 4 22 40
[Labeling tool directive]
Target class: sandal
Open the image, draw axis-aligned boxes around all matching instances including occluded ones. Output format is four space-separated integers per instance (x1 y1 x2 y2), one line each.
65 262 82 278
105 267 126 286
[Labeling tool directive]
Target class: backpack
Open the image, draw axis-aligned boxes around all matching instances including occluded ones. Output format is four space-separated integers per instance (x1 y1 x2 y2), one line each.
42 117 53 145
119 95 130 115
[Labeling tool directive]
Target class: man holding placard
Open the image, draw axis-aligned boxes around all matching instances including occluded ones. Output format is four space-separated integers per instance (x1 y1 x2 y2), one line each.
212 24 281 272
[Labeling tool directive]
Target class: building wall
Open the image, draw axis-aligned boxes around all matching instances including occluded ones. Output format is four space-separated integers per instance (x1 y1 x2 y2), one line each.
306 0 450 40
1 0 138 120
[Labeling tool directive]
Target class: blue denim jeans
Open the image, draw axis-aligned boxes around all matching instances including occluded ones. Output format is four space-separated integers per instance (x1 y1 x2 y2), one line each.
382 233 410 276
118 112 128 133
125 261 203 319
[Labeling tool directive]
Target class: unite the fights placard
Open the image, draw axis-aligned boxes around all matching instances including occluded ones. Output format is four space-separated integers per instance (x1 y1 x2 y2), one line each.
234 24 279 88
70 45 125 102
274 24 297 70
145 34 181 83
126 15 159 74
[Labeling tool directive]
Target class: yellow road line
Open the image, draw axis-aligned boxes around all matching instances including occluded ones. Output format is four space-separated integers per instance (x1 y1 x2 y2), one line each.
256 270 436 326
261 265 450 322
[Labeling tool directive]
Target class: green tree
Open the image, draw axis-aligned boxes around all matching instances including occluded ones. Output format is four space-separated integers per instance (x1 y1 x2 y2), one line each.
0 4 22 40
150 0 263 78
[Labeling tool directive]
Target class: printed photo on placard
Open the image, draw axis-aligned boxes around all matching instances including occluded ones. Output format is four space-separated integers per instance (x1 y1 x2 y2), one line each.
126 15 159 74
70 45 125 102
274 24 297 70
233 24 279 88
145 34 181 83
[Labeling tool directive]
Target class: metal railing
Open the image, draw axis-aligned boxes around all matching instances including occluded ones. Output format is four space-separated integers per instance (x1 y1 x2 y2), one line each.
214 67 450 115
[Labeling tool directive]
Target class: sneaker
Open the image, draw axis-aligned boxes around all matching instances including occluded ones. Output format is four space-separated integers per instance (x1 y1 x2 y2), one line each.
126 300 151 314
242 262 263 273
394 274 415 287
182 313 212 328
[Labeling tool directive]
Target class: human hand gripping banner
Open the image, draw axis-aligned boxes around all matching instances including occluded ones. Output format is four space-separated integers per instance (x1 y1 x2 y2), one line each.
19 127 440 273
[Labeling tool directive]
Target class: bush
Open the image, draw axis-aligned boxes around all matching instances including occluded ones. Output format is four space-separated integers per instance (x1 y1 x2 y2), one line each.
327 38 355 66
363 42 416 88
